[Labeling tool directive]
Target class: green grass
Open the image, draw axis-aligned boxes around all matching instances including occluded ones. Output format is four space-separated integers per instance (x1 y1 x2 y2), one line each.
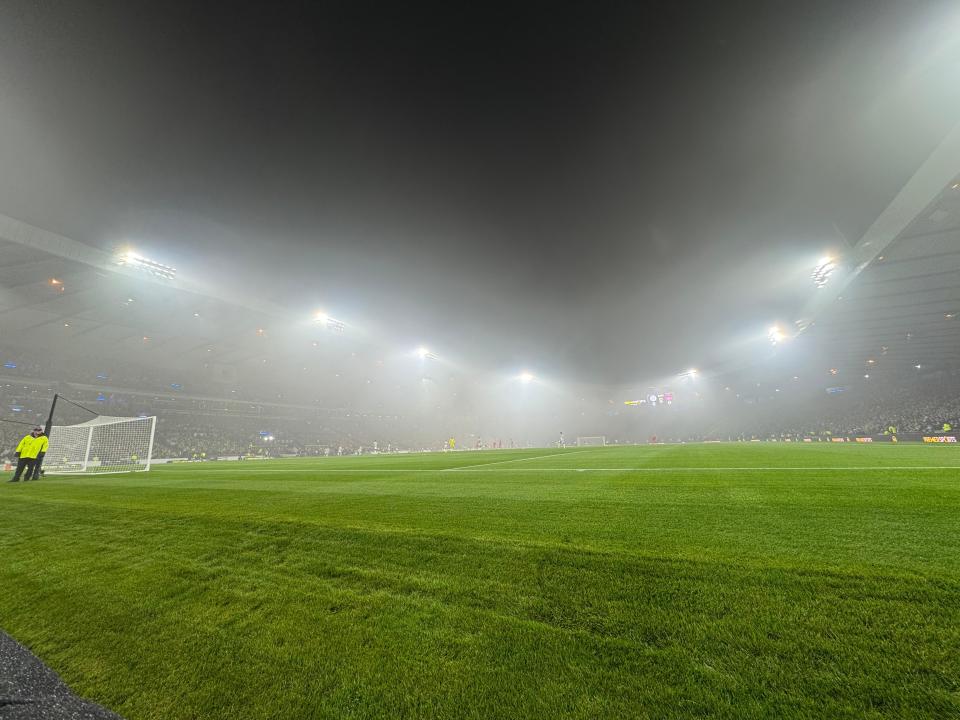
1 444 959 719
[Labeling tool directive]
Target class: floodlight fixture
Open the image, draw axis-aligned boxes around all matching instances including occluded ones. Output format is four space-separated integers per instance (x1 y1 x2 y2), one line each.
811 256 837 288
519 371 534 384
415 346 438 360
679 368 698 380
115 248 177 280
768 325 787 345
313 310 346 331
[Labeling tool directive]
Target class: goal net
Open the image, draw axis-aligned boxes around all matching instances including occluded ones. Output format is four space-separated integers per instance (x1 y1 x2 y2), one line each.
576 436 606 447
44 415 157 474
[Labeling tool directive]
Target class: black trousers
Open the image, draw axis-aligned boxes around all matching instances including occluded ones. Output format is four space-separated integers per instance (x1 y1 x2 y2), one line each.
12 457 38 481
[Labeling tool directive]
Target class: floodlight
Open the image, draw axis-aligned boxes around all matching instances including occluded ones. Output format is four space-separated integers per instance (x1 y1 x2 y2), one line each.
811 256 837 288
519 371 534 384
115 248 176 280
768 325 786 345
415 346 437 360
313 311 346 330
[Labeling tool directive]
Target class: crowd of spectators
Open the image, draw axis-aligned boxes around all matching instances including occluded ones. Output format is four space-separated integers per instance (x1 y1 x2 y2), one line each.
1 346 188 394
3 342 959 461
0 345 306 405
149 415 392 459
0 344 409 460
683 371 960 442
0 392 403 462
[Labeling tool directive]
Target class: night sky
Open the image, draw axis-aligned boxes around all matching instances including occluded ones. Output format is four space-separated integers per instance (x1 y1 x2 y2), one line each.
1 0 958 383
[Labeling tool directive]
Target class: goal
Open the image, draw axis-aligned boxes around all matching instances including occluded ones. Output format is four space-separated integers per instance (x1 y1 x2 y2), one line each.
44 415 157 474
576 436 606 447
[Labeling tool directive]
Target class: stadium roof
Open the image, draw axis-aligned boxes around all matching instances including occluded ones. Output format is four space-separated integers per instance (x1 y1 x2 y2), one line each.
798 125 960 378
0 214 297 369
2 124 959 386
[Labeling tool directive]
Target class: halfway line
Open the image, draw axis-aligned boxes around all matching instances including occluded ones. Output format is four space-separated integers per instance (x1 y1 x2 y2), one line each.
442 449 594 471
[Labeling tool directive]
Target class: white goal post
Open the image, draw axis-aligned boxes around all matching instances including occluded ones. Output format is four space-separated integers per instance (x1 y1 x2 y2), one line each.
43 415 157 475
576 436 606 447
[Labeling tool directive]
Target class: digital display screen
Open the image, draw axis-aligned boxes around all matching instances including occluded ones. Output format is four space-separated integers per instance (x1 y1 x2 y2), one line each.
626 391 674 406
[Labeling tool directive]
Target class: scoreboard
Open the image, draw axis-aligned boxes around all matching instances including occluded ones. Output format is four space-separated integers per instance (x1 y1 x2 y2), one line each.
624 390 674 407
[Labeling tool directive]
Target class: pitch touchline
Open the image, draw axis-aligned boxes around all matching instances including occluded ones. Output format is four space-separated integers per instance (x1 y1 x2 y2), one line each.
185 465 960 473
440 466 960 471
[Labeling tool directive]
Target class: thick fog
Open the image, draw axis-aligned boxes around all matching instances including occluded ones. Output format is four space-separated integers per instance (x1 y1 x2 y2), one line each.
1 1 960 452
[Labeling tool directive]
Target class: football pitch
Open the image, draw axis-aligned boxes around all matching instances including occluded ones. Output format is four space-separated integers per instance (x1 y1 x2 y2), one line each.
1 443 958 719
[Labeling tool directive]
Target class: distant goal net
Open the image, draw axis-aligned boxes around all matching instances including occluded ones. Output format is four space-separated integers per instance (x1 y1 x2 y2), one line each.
576 436 606 447
44 415 157 474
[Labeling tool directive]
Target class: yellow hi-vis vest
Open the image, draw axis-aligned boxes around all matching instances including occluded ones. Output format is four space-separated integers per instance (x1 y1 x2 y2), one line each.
16 434 49 459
